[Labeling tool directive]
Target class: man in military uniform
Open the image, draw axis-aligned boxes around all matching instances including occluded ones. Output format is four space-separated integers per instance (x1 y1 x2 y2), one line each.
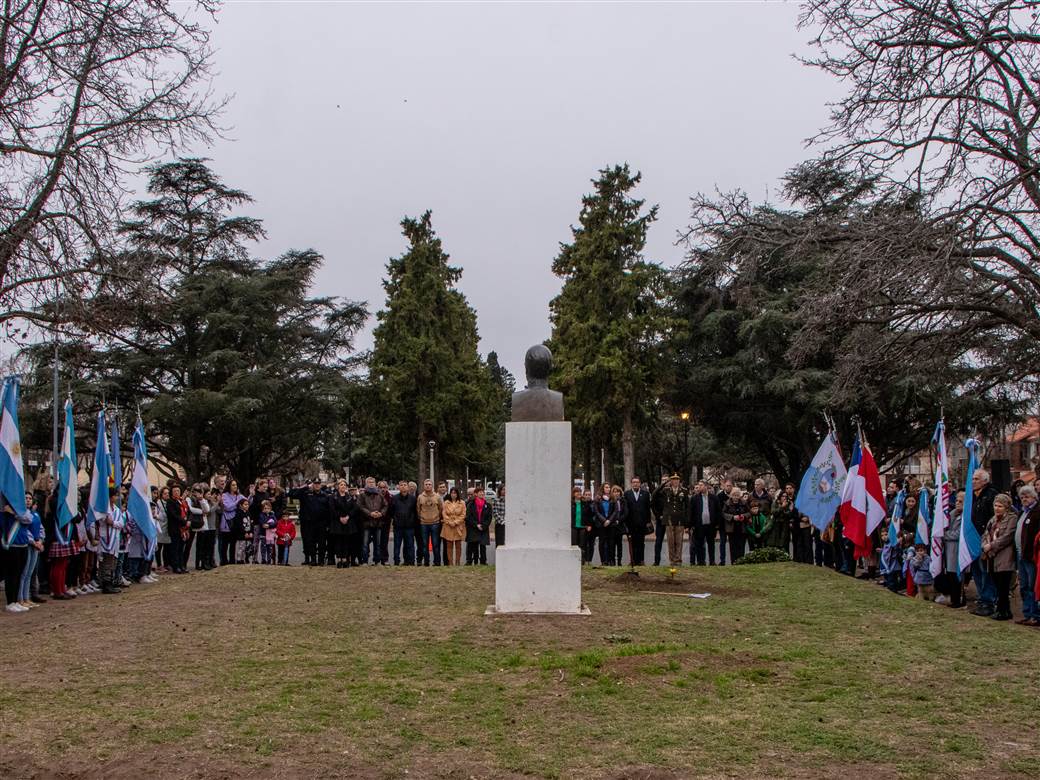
655 474 689 566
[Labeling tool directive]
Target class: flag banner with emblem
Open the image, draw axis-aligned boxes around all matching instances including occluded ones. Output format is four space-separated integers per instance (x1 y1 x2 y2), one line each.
796 431 848 532
929 421 951 577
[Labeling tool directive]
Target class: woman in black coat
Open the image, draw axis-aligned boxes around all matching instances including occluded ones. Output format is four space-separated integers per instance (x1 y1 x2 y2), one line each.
165 485 188 574
329 479 356 568
593 485 627 565
465 486 494 565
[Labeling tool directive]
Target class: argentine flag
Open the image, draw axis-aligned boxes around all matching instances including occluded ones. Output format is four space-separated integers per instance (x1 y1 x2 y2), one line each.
887 488 905 548
0 377 28 521
958 439 983 572
56 398 78 530
86 410 111 527
796 432 848 531
915 487 932 545
128 420 156 550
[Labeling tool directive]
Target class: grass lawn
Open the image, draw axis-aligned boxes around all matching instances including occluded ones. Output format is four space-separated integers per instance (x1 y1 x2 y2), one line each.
0 563 1037 779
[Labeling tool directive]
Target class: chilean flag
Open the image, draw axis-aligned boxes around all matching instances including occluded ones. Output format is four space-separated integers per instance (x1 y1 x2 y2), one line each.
839 439 886 559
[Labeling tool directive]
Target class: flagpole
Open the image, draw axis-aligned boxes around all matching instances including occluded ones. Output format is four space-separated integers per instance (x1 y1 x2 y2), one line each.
51 342 59 480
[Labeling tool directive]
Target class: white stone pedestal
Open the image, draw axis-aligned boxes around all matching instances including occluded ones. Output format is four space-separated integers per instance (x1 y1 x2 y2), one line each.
487 421 589 615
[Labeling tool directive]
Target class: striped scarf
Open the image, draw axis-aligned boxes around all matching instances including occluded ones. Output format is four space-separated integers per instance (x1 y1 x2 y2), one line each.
98 507 123 555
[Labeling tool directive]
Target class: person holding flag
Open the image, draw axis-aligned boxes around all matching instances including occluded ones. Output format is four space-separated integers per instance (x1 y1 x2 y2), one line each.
796 429 847 534
87 410 112 530
880 483 906 592
126 419 158 583
960 440 998 616
48 398 81 600
0 377 33 613
97 486 125 594
929 421 951 579
839 436 886 564
915 485 932 546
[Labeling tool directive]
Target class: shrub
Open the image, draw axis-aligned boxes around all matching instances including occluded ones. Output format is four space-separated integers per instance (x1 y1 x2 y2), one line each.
733 547 791 565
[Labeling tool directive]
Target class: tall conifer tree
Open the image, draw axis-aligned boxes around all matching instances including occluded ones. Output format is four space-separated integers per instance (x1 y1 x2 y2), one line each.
367 212 501 481
549 165 668 486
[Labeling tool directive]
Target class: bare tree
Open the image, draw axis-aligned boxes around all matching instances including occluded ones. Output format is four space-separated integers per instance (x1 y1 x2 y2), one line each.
0 0 223 332
798 0 1040 376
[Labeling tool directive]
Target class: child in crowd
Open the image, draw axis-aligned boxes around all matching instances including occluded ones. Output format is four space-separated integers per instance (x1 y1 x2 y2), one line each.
116 496 131 588
97 488 126 594
745 499 772 551
81 516 99 592
47 517 77 600
234 497 252 564
900 531 917 597
878 528 902 593
275 513 296 565
124 513 156 584
259 500 277 565
25 493 46 607
910 543 935 601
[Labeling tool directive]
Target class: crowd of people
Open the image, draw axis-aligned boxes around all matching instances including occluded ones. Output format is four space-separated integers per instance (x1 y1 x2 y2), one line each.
3 467 1038 627
573 470 1039 626
0 473 508 612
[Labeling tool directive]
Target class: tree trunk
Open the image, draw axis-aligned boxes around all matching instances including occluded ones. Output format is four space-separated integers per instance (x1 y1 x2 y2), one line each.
622 409 635 489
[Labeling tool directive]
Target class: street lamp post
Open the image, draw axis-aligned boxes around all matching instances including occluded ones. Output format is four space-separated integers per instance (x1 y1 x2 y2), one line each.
680 411 690 482
428 440 437 485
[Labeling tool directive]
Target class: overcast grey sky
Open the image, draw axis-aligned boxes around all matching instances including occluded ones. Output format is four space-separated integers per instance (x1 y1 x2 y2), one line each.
196 1 843 378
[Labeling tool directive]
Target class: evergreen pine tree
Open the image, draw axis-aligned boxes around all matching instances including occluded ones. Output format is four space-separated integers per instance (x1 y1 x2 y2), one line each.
549 164 668 486
366 212 502 481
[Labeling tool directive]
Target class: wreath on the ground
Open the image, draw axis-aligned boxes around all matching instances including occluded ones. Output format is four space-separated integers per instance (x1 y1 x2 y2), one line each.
733 547 792 565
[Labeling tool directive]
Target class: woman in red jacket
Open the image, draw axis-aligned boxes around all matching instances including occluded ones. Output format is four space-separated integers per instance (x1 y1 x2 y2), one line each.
465 486 494 565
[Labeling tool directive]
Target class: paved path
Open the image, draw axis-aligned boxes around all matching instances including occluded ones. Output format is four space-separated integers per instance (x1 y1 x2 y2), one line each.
252 531 731 567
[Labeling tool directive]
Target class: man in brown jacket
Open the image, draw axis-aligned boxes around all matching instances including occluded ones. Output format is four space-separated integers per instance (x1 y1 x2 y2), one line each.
416 479 444 566
357 477 388 565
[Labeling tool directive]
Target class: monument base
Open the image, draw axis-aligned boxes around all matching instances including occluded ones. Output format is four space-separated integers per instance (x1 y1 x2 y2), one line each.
488 546 589 615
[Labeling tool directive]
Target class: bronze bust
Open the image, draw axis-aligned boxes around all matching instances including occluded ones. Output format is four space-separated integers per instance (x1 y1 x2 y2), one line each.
511 345 565 422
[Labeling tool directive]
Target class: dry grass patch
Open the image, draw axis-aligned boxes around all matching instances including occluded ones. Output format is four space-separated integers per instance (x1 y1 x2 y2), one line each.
1 564 1038 779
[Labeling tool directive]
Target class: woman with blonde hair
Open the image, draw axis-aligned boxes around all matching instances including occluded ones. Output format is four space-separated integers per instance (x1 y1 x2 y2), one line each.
441 487 467 565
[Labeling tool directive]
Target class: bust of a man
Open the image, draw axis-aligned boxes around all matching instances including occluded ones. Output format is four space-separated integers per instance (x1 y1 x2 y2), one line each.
511 344 565 422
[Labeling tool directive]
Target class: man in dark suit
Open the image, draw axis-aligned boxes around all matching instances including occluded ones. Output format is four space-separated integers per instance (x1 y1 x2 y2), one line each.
624 477 653 566
689 480 721 565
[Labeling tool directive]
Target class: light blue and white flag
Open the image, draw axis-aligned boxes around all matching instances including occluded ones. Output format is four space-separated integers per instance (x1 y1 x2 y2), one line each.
0 377 28 521
958 439 983 572
56 398 78 531
887 488 905 548
915 487 932 545
128 420 156 552
796 431 848 531
109 415 122 490
86 410 111 528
